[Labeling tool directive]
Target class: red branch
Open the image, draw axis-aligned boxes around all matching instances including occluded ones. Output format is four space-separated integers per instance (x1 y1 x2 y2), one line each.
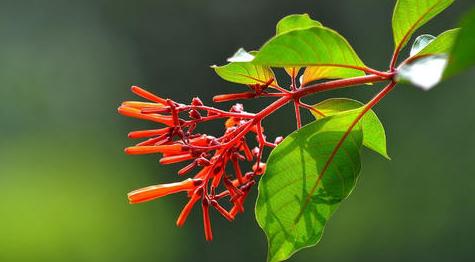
118 68 396 240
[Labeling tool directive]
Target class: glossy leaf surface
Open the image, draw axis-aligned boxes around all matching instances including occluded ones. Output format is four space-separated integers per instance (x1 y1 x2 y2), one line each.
256 111 363 262
392 0 454 50
312 98 389 159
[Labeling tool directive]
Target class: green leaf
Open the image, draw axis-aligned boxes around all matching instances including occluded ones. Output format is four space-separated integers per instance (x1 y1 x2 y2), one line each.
212 49 277 85
275 14 323 78
312 98 389 159
444 8 475 78
276 14 322 35
413 29 459 57
253 27 366 80
392 0 454 51
256 111 363 262
301 65 364 86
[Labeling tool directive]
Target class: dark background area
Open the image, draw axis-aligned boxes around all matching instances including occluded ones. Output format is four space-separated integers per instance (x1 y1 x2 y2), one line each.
1 0 474 261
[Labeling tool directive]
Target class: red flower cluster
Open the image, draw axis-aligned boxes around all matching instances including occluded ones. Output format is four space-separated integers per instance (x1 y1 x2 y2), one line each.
118 86 279 240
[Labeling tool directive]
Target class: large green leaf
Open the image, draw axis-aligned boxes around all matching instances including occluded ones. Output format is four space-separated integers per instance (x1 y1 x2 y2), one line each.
392 0 454 51
312 98 389 159
444 8 475 78
212 50 277 85
412 29 459 58
253 27 366 80
276 14 322 35
256 111 363 262
275 14 323 77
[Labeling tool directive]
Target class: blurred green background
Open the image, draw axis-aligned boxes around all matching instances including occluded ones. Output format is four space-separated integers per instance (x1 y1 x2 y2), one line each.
1 0 474 261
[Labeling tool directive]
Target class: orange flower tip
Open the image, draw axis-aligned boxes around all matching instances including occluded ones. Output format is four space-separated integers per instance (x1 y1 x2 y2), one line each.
130 85 147 95
124 147 139 155
117 105 137 116
128 128 171 139
121 101 165 109
127 179 198 204
130 85 167 104
125 145 184 155
124 146 157 155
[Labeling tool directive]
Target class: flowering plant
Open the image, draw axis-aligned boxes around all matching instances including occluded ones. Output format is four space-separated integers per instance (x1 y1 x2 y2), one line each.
118 1 475 261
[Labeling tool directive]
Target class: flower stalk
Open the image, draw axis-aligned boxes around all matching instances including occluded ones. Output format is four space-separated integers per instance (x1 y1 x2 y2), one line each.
118 67 394 239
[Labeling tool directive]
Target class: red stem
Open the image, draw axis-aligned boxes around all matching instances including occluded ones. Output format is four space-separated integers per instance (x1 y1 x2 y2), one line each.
294 74 389 99
189 73 392 152
290 68 302 129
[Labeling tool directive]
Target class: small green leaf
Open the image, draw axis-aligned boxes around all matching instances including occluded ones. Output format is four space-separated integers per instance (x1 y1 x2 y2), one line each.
444 8 475 78
312 98 390 159
274 15 364 85
212 49 277 85
253 27 366 79
276 14 322 35
412 29 460 58
256 111 363 262
392 0 454 51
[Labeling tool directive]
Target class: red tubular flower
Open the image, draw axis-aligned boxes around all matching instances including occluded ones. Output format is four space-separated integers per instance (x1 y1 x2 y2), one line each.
128 128 171 139
121 101 166 110
231 156 244 184
135 135 168 146
124 144 184 155
128 178 203 204
213 91 256 103
118 106 175 126
201 198 213 241
159 153 194 165
176 189 202 227
131 86 167 104
119 86 273 240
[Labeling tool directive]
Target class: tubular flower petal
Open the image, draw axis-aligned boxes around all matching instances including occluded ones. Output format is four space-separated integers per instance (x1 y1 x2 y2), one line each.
160 153 194 165
128 128 171 139
128 178 203 204
125 144 184 155
176 190 202 227
118 106 175 126
213 92 256 103
121 101 165 109
131 86 167 104
119 86 271 240
202 198 213 241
